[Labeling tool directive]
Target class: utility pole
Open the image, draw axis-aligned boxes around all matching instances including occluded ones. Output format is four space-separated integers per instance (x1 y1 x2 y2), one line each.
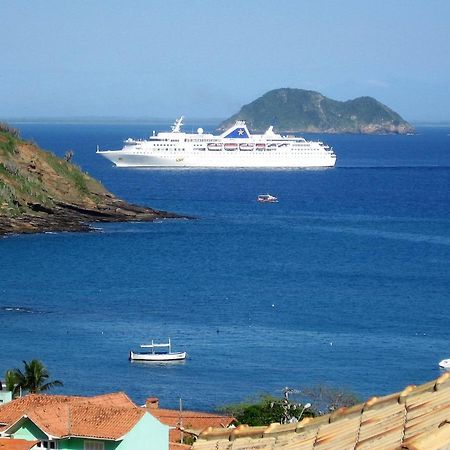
179 398 183 444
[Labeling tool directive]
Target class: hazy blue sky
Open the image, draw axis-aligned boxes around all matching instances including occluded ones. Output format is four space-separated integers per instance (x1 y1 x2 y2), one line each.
1 0 449 121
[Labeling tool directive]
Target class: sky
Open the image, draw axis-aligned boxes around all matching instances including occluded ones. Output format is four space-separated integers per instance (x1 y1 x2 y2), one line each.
1 0 449 122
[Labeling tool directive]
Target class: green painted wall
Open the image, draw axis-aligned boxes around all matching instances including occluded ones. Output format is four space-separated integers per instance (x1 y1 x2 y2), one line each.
56 438 120 450
9 419 48 440
56 413 168 450
117 413 169 450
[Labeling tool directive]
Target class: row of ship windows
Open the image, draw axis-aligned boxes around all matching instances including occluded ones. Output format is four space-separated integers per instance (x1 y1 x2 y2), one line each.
132 149 323 154
147 142 312 147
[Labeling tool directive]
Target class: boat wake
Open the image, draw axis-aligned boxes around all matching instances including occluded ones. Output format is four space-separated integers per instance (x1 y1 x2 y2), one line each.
297 224 450 246
0 306 44 314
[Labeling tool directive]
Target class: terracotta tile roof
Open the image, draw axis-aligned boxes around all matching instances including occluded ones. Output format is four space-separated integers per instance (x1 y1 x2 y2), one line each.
0 438 39 450
0 392 136 427
0 392 144 440
146 406 235 443
148 407 235 429
170 443 192 450
0 394 76 427
79 392 136 409
25 403 145 440
192 373 450 450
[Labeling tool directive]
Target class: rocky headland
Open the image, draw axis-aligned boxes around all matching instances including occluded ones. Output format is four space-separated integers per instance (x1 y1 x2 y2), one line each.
0 123 181 236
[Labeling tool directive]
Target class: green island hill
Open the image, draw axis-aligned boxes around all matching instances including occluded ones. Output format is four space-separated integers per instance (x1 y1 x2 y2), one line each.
219 88 414 134
0 123 181 236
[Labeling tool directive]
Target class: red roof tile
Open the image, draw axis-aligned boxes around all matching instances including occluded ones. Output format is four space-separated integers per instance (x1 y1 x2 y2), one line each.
0 438 38 450
193 373 450 450
0 392 144 440
79 392 136 409
146 406 235 444
147 407 235 430
170 443 191 450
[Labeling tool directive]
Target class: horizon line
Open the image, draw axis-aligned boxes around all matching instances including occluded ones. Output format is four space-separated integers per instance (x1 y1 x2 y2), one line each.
2 117 450 127
1 116 226 125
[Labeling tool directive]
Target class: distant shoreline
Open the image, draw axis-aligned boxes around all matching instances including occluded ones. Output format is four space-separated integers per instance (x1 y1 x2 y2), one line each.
3 117 225 125
3 118 450 129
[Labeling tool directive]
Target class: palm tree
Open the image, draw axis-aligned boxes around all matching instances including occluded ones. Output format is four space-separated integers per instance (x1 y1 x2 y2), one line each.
12 360 63 394
4 369 20 398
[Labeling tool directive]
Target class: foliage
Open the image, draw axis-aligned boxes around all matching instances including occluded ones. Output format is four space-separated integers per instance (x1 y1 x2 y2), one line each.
219 394 314 426
220 88 412 133
179 434 196 446
220 385 362 426
0 134 18 156
8 359 63 395
44 151 89 194
64 150 74 162
300 385 362 415
0 123 20 138
4 370 17 394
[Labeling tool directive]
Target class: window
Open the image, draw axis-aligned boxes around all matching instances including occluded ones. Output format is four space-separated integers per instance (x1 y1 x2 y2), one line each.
84 441 104 450
36 442 58 449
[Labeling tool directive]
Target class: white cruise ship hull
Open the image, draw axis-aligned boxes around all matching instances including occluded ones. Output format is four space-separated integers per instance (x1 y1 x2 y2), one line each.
99 150 336 168
97 118 337 168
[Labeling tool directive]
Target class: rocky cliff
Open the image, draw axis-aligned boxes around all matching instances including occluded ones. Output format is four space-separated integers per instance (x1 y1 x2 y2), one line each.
0 123 180 236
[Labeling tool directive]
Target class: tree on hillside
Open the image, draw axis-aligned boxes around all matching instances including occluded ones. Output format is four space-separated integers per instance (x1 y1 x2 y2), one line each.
10 360 63 395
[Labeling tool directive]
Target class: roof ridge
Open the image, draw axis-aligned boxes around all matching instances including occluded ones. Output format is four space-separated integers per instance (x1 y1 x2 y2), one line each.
195 373 450 444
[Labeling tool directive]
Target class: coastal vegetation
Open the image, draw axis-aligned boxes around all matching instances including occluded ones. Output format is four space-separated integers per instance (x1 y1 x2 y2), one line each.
220 386 361 426
0 122 179 235
220 394 315 426
219 88 414 134
4 359 63 397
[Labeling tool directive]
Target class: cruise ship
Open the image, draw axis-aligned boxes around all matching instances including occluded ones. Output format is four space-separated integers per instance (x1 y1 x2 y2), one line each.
97 117 336 168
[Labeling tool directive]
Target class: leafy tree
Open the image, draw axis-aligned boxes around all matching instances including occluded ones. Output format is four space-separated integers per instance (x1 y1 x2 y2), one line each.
220 394 314 426
220 385 362 426
4 370 18 396
10 360 63 395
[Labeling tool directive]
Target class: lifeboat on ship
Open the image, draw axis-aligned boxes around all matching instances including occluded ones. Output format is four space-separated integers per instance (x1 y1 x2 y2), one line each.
207 142 222 151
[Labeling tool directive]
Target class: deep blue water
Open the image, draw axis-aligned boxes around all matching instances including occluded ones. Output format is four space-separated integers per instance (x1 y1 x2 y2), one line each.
1 123 450 411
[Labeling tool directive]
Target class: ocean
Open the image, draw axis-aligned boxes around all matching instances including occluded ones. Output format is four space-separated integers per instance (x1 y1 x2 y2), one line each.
1 123 449 411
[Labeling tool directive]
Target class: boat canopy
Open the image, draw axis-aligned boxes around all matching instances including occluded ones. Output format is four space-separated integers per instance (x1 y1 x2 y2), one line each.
140 339 172 349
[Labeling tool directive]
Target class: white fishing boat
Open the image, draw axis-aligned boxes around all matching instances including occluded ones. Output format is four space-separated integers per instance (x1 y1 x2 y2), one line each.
439 359 450 370
97 117 337 168
257 194 278 203
129 339 186 362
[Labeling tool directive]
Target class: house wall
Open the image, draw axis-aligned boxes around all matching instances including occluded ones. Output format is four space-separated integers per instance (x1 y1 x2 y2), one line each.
116 413 169 450
57 413 168 450
8 421 118 450
57 438 120 450
0 390 12 404
10 420 48 441
7 412 168 450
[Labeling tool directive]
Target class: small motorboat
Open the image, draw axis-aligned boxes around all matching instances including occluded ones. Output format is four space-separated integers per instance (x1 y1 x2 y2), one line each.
257 193 278 203
129 339 186 362
439 359 450 370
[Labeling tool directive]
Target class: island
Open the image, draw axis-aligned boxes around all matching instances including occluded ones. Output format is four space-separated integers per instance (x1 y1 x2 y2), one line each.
219 88 414 134
0 123 181 236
